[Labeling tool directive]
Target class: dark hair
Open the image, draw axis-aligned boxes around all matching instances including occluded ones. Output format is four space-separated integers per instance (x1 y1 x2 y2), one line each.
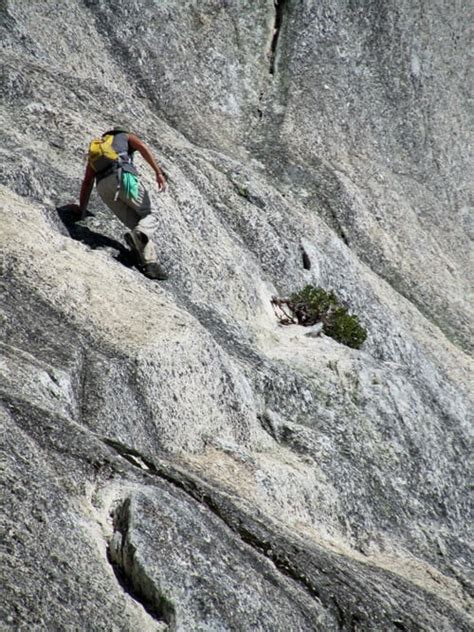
103 127 128 136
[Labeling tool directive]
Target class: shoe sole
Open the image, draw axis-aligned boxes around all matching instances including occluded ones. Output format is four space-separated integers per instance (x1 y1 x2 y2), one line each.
143 265 168 281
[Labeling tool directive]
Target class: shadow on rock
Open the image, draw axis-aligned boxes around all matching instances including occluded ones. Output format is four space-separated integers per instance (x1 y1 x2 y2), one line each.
56 205 136 269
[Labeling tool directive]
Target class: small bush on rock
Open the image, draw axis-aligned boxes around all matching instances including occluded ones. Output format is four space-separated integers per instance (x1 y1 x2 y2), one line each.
272 285 367 349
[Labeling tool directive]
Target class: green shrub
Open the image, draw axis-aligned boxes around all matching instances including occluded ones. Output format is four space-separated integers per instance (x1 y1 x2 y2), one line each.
288 285 367 349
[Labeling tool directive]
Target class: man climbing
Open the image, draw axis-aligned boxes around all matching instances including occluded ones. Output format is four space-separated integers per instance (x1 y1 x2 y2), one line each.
72 127 168 280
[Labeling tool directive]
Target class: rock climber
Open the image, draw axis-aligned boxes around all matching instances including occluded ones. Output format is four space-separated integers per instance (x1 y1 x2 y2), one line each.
70 127 168 280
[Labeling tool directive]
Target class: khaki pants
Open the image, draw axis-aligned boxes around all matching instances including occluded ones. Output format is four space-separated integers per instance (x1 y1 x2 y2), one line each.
96 173 159 265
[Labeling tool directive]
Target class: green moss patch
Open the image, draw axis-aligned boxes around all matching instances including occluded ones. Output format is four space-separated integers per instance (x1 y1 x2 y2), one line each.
273 285 367 349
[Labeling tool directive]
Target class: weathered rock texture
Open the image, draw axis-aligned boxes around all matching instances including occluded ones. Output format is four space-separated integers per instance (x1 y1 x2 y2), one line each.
1 1 472 630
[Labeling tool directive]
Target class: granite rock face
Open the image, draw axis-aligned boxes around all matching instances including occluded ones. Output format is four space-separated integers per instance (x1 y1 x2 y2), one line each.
1 1 472 630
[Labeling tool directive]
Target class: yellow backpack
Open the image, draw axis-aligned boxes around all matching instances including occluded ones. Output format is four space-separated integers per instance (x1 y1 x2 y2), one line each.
88 134 123 174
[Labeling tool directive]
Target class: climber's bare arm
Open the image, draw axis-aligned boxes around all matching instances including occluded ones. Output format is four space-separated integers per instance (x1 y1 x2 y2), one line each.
128 134 167 191
68 163 94 219
79 163 95 216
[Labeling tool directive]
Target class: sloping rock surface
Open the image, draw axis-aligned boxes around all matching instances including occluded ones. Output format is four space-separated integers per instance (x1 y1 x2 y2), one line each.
1 1 472 630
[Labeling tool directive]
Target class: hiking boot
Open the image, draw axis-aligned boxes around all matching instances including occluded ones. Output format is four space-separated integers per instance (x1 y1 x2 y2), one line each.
143 262 168 280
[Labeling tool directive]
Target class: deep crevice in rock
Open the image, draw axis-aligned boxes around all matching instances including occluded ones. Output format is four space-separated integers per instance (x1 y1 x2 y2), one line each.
301 246 311 270
108 498 176 628
269 0 286 75
106 547 168 626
